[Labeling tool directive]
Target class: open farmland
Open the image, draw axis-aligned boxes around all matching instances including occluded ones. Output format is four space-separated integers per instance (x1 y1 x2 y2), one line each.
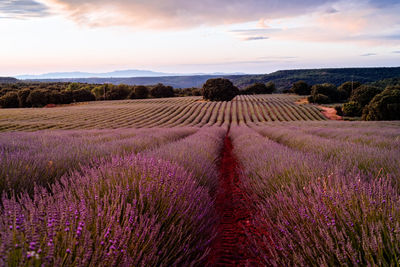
1 96 400 266
0 94 326 132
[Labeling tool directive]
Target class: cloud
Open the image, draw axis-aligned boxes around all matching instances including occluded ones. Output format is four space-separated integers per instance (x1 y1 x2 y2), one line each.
325 7 339 14
0 0 49 18
231 28 280 41
360 53 377 56
393 51 400 54
45 0 339 28
243 36 269 41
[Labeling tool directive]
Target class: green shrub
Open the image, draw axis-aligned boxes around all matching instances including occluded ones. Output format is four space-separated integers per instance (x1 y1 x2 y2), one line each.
150 84 175 98
106 84 130 100
362 86 400 120
202 78 239 101
310 83 338 103
337 81 361 100
291 80 311 95
91 86 105 100
312 94 330 104
66 82 81 91
0 91 19 108
243 82 275 95
342 101 362 117
46 91 62 104
17 88 31 107
133 85 149 99
27 89 49 107
71 89 95 102
350 85 381 107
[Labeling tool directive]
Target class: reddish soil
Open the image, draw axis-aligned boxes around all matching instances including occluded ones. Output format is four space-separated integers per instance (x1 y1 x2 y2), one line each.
295 98 309 105
319 106 343 120
207 133 260 266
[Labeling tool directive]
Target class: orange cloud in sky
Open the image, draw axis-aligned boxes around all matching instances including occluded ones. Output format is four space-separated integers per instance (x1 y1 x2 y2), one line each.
40 0 340 29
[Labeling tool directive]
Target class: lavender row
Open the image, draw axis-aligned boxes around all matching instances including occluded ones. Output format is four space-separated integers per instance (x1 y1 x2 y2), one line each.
230 126 400 266
145 126 226 196
0 128 196 195
1 154 216 266
267 121 400 150
254 124 400 185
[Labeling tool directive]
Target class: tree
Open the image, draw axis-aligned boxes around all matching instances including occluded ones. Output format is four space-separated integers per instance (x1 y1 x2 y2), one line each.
202 78 239 101
133 85 149 99
362 86 400 121
60 91 73 104
27 89 49 107
150 84 174 98
91 86 105 100
265 82 276 94
71 89 95 102
312 94 330 104
291 81 311 95
17 88 32 107
0 92 19 108
66 82 82 91
243 82 275 95
342 101 362 117
106 84 130 100
350 85 381 107
309 83 339 103
337 81 361 100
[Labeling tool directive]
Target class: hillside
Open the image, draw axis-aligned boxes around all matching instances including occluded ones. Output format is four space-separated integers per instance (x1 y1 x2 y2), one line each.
228 67 400 90
0 77 18 83
21 67 400 90
26 75 222 89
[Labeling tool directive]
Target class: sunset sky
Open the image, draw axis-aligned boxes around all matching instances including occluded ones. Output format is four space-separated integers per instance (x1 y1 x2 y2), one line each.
1 0 400 76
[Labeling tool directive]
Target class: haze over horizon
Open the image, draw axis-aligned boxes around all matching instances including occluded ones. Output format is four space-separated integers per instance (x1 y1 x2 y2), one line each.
1 0 400 76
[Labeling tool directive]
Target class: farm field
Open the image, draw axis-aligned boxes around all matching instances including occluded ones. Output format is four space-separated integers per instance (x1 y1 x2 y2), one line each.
1 96 400 266
0 94 326 132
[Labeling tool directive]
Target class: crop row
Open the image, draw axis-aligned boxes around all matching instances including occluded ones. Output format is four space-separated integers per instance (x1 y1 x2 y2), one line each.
0 95 326 131
230 125 400 266
0 127 197 195
0 127 226 266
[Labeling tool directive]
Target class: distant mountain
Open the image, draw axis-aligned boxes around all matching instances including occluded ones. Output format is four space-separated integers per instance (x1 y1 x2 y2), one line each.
16 69 174 79
12 67 400 90
29 75 224 89
0 77 18 83
15 70 246 80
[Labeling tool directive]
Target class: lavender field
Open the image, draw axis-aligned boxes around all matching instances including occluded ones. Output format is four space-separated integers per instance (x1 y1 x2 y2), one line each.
1 100 400 266
0 95 326 131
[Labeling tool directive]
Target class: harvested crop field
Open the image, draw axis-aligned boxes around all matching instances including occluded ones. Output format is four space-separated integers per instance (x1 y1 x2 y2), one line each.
0 94 326 132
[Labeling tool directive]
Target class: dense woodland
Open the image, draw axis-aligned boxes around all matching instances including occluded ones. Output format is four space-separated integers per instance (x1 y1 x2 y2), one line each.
287 78 400 120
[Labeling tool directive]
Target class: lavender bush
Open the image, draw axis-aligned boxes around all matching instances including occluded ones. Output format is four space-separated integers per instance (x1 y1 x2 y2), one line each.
230 126 400 266
254 124 400 185
1 154 216 266
0 128 196 195
145 126 226 195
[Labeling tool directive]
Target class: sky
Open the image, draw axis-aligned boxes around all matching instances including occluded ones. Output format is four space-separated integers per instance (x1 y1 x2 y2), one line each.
0 0 400 76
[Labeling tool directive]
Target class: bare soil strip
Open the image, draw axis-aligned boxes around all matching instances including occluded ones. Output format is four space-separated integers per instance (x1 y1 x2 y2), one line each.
319 106 343 120
207 133 259 266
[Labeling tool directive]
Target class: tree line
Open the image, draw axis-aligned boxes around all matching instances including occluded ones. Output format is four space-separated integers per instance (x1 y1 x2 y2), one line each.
288 79 400 121
0 79 277 109
0 82 190 108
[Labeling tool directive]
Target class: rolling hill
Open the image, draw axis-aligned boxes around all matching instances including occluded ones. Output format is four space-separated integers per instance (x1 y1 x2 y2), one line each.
16 67 400 90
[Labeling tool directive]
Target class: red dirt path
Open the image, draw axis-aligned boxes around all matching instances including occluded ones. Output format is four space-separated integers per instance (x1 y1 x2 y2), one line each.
207 133 260 266
319 106 343 121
